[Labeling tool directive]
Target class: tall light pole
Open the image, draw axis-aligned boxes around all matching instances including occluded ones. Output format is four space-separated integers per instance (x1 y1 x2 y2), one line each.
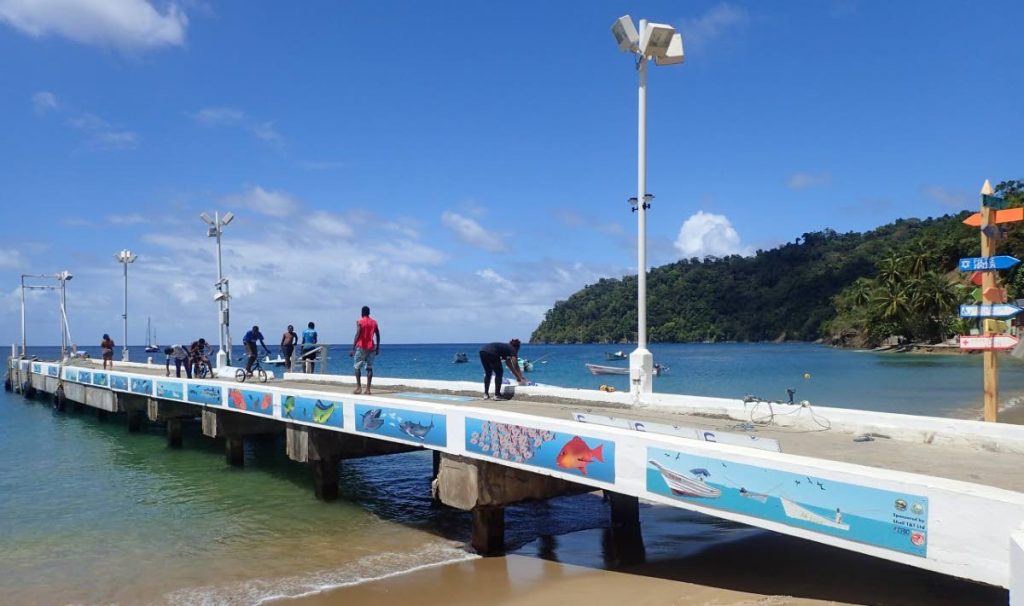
20 272 73 358
611 15 684 396
56 271 73 358
201 211 235 369
115 250 138 361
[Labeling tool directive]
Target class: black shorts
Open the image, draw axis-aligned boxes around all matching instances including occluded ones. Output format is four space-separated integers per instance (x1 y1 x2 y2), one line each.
282 344 295 358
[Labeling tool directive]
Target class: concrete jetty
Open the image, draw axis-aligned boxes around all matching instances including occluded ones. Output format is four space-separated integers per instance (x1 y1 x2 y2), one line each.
7 356 1024 601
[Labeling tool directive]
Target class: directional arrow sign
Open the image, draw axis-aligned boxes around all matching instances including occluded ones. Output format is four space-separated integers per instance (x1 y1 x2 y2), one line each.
958 256 1021 272
960 335 1019 350
959 304 1024 318
963 207 1024 227
984 287 1008 303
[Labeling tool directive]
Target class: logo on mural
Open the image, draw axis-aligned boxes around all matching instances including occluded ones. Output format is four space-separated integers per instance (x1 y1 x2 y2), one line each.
130 378 153 395
228 388 273 415
355 404 446 447
187 384 222 405
646 447 929 557
282 395 343 427
464 418 615 483
109 375 129 390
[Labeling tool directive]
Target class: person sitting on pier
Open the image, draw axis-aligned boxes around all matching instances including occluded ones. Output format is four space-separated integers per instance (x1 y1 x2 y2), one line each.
243 326 270 376
165 345 191 378
100 334 115 370
189 338 212 377
479 339 527 400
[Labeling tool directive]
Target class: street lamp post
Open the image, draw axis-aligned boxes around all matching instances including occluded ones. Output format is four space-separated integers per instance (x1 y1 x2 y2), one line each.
56 271 73 358
200 211 235 369
115 250 138 361
20 272 73 358
611 15 684 397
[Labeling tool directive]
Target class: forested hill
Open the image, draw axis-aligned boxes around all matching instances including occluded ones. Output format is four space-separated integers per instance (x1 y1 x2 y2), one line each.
531 211 987 344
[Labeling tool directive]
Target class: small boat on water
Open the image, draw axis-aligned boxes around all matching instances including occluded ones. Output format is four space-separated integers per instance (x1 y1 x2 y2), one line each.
605 350 627 360
780 497 849 530
144 317 160 353
648 460 721 498
263 354 288 366
453 352 468 363
585 363 666 376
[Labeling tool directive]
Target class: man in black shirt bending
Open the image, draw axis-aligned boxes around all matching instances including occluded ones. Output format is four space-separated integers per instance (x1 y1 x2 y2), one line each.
479 338 527 400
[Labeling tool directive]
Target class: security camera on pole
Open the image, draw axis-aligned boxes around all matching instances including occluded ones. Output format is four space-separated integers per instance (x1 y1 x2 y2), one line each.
200 211 235 370
611 15 684 396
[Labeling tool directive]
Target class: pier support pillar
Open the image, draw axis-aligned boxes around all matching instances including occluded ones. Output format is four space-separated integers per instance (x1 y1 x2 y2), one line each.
471 505 505 556
606 491 640 530
167 419 183 448
312 458 340 501
285 424 348 501
226 437 244 467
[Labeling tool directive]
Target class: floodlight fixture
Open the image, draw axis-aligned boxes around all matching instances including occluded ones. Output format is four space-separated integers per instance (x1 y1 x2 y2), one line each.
655 33 685 66
57 271 73 281
221 211 235 226
639 22 676 58
213 291 229 302
612 15 639 52
208 227 218 237
200 212 213 225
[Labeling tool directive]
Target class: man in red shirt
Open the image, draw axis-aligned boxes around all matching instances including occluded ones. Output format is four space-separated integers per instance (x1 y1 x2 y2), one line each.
350 305 381 394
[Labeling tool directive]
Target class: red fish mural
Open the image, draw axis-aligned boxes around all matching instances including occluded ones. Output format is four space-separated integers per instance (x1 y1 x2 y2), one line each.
555 436 604 476
228 389 247 410
260 394 271 410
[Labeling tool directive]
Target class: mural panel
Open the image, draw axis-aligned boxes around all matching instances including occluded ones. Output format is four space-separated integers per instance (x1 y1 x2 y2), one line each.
465 418 615 483
77 371 91 384
187 384 223 405
109 375 129 391
130 378 153 395
354 404 446 447
156 381 184 400
282 395 343 428
47 365 59 377
227 388 274 416
646 447 929 557
92 373 108 387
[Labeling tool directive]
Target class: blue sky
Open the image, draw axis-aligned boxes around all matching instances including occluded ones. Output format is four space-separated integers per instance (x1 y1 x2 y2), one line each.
1 0 1022 346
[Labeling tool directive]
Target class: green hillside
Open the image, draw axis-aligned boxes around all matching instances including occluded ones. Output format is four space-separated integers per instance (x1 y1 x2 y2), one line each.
531 180 1023 347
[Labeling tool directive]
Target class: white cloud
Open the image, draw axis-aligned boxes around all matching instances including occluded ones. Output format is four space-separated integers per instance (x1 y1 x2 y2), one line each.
221 186 299 218
192 107 283 143
0 248 24 269
65 111 138 150
305 210 352 238
674 211 749 258
787 171 831 190
32 91 58 113
441 211 506 253
108 213 149 225
476 268 513 290
682 2 749 47
0 0 188 51
923 185 971 210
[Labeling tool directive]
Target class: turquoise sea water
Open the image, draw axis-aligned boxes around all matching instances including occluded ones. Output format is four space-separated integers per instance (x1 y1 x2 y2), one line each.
3 343 1015 603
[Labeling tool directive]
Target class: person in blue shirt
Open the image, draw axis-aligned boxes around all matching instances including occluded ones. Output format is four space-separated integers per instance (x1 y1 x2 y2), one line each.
301 321 318 373
242 325 270 374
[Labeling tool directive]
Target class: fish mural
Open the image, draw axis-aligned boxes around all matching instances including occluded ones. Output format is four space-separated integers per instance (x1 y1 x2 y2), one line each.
282 395 343 428
354 404 446 447
77 371 91 383
399 418 434 440
156 381 184 400
47 365 59 377
92 373 108 387
187 384 223 405
130 378 152 395
465 418 616 483
32 363 41 374
555 436 604 476
361 408 384 430
109 375 129 390
227 388 274 416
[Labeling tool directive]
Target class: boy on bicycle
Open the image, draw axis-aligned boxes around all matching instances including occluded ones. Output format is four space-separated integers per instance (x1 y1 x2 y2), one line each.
190 338 212 377
243 326 270 375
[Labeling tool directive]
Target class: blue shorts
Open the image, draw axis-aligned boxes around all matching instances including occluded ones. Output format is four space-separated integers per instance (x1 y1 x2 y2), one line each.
354 348 375 371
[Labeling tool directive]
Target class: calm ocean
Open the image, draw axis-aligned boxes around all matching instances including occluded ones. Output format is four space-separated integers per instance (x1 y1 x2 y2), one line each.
2 343 1017 603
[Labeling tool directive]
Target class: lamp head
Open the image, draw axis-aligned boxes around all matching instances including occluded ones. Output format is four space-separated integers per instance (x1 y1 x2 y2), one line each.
221 211 235 226
200 212 213 225
58 271 72 281
611 15 639 52
639 22 676 59
654 32 685 66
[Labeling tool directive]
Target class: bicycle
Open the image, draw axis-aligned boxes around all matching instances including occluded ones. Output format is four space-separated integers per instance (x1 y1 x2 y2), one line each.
193 357 213 379
235 355 269 383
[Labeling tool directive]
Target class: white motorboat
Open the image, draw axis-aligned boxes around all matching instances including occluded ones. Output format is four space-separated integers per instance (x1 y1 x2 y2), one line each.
648 459 721 498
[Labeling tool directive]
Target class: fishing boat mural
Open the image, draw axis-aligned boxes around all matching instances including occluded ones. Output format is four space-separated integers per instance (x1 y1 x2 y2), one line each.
646 447 929 557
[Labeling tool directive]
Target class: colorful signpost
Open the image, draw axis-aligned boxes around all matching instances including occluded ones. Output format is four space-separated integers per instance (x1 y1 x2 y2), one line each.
959 180 1023 422
959 304 1024 319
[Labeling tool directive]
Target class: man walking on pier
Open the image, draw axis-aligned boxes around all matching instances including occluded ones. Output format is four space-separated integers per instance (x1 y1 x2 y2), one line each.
350 306 380 395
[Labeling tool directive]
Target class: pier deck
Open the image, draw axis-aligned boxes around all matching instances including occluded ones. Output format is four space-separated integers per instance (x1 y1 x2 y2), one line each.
10 357 1024 597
